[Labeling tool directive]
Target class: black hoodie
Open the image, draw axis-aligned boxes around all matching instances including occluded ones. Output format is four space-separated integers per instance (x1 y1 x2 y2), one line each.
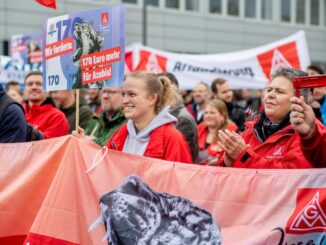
0 85 28 143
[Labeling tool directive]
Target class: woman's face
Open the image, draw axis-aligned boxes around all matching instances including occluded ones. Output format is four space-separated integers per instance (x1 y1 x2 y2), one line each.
122 77 156 122
204 104 225 129
263 76 295 123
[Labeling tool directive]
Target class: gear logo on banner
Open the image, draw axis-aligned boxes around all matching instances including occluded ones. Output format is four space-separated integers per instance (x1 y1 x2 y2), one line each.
286 188 326 234
124 50 133 74
257 41 301 80
101 12 109 26
270 49 292 74
135 50 167 73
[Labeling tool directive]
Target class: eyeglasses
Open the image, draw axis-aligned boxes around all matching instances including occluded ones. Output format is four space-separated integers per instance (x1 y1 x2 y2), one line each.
102 90 121 95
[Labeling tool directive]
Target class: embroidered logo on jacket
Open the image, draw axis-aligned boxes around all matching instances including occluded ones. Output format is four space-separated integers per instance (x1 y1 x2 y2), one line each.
273 146 284 156
266 146 285 159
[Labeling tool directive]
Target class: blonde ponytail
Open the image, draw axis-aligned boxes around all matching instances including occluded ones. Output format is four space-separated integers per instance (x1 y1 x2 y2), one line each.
156 76 181 113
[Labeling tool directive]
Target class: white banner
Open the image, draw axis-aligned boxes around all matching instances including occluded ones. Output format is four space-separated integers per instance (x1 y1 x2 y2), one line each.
128 31 310 90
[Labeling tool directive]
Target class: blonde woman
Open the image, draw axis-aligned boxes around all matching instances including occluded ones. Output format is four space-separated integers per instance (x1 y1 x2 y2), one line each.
106 71 192 164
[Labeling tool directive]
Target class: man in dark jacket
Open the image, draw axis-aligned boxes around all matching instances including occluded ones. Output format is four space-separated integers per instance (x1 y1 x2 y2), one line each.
211 78 246 131
51 90 93 133
0 85 28 143
187 82 211 125
158 72 199 163
88 88 101 114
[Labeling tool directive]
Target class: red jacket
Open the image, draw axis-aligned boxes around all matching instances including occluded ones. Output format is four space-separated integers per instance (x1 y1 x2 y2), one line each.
198 122 238 165
230 120 313 169
300 120 326 168
106 123 193 164
25 103 69 139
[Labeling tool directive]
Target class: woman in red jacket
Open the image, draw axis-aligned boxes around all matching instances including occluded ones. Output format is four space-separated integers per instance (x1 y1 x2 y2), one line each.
106 71 192 164
197 99 237 165
218 67 313 169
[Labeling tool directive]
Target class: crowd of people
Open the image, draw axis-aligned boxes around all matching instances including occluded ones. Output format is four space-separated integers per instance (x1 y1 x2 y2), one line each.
0 65 325 168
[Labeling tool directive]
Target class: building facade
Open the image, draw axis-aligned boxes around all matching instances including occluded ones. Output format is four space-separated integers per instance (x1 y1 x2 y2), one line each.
1 0 325 69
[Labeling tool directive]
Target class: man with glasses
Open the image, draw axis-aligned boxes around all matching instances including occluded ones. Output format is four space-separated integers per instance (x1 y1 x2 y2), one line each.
84 86 127 146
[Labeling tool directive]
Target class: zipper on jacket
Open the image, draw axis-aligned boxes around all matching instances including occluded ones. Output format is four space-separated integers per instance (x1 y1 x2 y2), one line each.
253 127 294 144
253 128 264 143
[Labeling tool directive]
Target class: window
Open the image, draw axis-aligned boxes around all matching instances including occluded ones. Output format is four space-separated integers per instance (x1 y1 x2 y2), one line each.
228 0 239 15
166 0 179 9
245 0 256 18
3 40 9 56
261 0 272 20
186 0 199 11
122 0 137 3
311 0 319 25
281 0 291 22
296 0 305 24
210 0 222 14
147 0 159 6
325 0 326 26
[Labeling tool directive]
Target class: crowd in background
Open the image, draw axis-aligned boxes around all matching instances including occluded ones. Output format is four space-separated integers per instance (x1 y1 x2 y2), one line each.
0 64 325 168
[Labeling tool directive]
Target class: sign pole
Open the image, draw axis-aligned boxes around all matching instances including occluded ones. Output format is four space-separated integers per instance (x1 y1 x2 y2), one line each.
75 89 80 131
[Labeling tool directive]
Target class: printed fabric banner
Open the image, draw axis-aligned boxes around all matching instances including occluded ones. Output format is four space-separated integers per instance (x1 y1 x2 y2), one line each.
128 31 310 90
42 5 125 91
1 136 326 244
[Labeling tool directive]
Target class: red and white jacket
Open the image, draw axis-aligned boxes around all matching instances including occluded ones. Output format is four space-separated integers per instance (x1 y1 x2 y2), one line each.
230 120 313 169
197 122 237 165
300 120 326 168
106 123 193 164
25 101 69 139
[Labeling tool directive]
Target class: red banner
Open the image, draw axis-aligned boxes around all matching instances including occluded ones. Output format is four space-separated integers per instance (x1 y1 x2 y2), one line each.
44 37 74 60
1 136 326 244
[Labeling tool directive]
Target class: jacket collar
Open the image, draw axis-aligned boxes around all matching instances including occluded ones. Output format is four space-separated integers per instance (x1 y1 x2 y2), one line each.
26 97 55 114
247 115 294 144
102 110 126 127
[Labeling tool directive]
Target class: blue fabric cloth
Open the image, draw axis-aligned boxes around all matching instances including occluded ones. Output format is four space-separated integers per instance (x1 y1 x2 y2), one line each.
320 98 326 125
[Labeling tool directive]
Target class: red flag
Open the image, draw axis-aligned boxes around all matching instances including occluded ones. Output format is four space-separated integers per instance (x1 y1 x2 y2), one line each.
35 0 57 9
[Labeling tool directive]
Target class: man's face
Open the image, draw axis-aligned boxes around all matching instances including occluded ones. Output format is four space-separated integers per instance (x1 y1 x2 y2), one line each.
24 74 46 104
193 83 210 105
216 82 233 103
51 91 71 108
101 87 123 113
